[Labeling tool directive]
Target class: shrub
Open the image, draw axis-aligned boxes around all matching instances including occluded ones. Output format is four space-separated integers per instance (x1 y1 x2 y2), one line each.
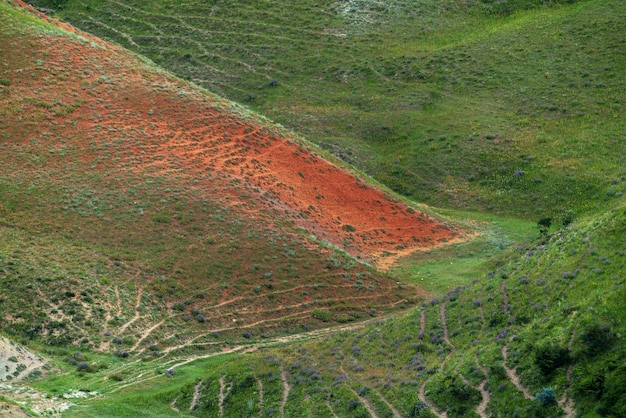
409 402 429 417
348 399 360 410
76 362 90 372
535 387 556 406
579 322 616 357
312 309 332 322
172 302 186 311
109 373 124 382
534 343 570 377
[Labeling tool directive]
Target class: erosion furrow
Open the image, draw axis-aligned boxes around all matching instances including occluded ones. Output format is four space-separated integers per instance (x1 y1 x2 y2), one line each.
502 345 532 400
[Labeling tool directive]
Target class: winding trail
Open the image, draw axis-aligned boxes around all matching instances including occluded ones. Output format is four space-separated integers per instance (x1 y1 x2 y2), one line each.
279 364 291 418
558 365 576 418
558 331 577 417
325 395 339 418
474 355 491 418
117 287 144 334
170 396 180 413
113 286 123 317
190 380 203 411
500 279 509 313
372 387 402 418
502 345 532 399
218 376 232 417
131 319 165 352
105 346 251 395
255 375 264 416
338 365 378 418
417 303 449 418
439 301 453 348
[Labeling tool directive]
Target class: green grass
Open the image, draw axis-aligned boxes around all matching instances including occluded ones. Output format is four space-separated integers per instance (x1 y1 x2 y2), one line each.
390 210 537 294
34 353 236 417
80 200 622 417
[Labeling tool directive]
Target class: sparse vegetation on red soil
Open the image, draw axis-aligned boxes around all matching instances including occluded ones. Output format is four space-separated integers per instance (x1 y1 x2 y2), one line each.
6 0 460 266
0 0 463 354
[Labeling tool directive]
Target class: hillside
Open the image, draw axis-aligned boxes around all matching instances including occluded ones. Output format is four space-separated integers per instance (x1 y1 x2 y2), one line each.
68 203 624 417
0 0 467 361
31 0 626 219
0 0 624 417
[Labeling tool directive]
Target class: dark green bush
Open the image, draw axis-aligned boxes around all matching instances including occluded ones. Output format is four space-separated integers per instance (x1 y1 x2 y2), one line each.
533 343 570 377
579 323 616 358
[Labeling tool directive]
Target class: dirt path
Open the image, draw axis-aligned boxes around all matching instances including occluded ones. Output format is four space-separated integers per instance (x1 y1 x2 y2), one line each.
439 301 453 348
255 375 264 416
419 310 426 335
502 345 532 399
558 365 576 418
190 380 203 411
558 332 577 417
279 364 290 418
117 287 144 334
474 355 490 418
500 279 509 313
170 396 180 413
338 366 378 418
325 395 339 418
475 381 489 418
130 319 165 352
218 376 232 417
371 387 402 418
417 302 455 418
106 346 252 395
163 306 409 356
417 346 447 415
113 285 123 317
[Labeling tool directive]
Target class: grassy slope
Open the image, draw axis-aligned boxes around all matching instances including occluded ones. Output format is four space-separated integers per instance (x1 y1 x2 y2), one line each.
68 201 624 417
34 0 626 220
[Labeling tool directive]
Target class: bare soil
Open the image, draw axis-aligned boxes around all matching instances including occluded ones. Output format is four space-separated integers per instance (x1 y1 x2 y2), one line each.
0 337 46 383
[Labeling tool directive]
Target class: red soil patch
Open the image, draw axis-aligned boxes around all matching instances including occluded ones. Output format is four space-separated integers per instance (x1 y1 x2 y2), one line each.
4 1 463 268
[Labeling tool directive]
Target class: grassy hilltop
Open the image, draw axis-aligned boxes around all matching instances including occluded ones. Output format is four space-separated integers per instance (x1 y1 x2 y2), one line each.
0 0 625 417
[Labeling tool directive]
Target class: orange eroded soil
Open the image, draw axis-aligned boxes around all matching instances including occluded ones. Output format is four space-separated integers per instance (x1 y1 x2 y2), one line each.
4 1 462 267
